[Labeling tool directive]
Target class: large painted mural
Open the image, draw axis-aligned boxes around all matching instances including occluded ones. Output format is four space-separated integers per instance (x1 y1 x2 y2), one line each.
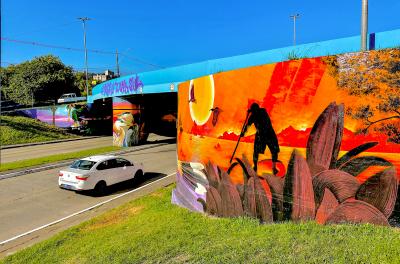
172 48 400 226
112 97 146 147
21 103 88 128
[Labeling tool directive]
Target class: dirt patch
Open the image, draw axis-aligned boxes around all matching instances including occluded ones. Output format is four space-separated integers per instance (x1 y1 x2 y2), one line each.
83 205 145 231
149 191 164 198
166 254 191 263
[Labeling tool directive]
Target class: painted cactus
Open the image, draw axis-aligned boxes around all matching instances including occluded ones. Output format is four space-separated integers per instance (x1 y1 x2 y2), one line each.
193 102 397 226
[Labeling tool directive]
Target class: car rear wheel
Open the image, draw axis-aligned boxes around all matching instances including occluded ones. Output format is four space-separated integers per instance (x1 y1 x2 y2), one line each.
134 170 143 180
94 181 107 196
130 170 143 186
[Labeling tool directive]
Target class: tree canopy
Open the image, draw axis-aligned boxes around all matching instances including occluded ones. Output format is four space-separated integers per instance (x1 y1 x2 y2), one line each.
325 48 400 143
1 55 80 105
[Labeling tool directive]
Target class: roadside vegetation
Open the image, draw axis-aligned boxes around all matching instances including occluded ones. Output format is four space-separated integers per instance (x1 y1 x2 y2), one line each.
0 115 77 146
2 185 400 263
0 145 120 172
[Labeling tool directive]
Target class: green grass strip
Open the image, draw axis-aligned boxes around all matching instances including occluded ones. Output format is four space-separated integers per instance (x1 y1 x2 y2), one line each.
1 116 77 146
0 146 121 172
2 185 400 263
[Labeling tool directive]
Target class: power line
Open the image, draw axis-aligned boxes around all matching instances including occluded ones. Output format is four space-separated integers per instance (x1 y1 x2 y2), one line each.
119 53 164 69
1 37 115 54
2 37 165 69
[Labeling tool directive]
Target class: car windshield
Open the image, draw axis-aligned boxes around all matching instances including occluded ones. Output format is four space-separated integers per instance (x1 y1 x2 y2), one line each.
70 160 96 170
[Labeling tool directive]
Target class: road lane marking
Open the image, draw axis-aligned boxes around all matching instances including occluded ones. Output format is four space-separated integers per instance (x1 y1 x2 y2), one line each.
0 172 176 246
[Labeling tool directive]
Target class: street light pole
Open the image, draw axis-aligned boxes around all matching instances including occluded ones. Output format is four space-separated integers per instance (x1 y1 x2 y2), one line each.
290 14 300 46
361 0 368 51
78 17 91 98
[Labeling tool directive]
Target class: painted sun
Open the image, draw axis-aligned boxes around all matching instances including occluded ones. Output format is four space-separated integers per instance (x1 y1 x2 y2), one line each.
189 75 214 126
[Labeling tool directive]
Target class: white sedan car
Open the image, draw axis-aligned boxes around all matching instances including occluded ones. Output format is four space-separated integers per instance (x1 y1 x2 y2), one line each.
59 155 144 195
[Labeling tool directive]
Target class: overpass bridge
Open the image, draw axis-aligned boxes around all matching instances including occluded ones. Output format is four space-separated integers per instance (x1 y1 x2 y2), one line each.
87 28 400 147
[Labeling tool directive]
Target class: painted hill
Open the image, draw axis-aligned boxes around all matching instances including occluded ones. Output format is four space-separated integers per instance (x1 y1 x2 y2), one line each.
217 125 399 153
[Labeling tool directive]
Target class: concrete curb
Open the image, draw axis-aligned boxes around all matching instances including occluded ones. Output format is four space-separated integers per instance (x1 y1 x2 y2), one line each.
0 142 169 181
2 136 106 150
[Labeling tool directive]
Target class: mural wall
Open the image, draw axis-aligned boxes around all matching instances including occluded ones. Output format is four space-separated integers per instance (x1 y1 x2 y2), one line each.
172 48 400 226
112 97 142 147
20 103 88 128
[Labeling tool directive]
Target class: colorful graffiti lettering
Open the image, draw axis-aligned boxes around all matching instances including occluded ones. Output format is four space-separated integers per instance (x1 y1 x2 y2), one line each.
101 75 144 97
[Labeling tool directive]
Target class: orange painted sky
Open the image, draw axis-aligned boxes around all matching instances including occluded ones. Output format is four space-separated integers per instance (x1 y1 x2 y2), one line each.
178 57 399 154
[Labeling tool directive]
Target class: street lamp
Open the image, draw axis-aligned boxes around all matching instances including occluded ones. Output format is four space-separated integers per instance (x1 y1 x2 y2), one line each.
78 17 91 98
290 14 300 46
361 0 368 51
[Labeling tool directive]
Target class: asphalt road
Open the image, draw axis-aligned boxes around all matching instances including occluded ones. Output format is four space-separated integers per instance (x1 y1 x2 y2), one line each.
1 134 167 164
1 136 113 164
0 143 177 256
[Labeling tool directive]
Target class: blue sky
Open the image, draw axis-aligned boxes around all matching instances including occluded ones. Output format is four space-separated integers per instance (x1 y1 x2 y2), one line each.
2 0 400 75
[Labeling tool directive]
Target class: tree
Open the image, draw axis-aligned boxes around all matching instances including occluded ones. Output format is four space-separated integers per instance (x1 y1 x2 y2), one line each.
2 55 79 105
73 71 97 97
324 48 400 143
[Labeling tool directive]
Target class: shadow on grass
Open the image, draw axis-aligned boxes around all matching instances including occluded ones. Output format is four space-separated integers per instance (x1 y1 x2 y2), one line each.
77 172 168 197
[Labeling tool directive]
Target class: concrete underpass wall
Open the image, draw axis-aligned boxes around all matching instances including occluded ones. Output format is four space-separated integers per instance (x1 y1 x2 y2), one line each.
172 48 400 226
8 100 113 135
10 104 86 128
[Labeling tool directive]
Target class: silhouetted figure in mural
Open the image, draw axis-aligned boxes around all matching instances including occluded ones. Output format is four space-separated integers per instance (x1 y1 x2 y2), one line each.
241 103 280 174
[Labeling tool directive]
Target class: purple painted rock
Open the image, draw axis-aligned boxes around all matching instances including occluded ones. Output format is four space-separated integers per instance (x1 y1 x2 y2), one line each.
306 102 344 175
218 169 244 217
264 173 284 221
313 169 360 208
356 167 398 218
283 150 315 222
326 200 389 226
315 189 339 224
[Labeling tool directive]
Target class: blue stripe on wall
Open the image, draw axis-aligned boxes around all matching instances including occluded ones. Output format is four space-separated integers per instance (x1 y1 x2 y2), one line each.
88 29 400 103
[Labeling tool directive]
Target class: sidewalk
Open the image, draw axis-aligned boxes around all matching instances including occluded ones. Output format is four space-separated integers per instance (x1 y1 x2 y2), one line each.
2 136 103 149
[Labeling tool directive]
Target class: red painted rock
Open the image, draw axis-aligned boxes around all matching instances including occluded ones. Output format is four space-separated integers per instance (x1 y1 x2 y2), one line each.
306 102 344 175
264 173 284 221
313 169 360 208
205 186 223 216
283 150 315 222
315 189 339 224
218 169 244 217
243 177 257 218
254 175 273 223
205 161 220 189
356 167 398 218
326 200 389 226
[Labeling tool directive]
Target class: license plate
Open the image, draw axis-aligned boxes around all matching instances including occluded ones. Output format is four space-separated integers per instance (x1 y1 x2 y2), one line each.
61 184 75 190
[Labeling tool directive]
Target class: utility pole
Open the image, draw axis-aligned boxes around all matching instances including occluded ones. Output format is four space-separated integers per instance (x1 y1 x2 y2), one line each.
78 17 91 98
116 49 120 77
290 14 300 46
361 0 368 51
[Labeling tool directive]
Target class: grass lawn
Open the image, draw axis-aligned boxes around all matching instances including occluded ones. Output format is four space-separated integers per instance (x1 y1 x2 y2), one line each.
0 146 121 172
0 115 77 146
2 185 400 264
